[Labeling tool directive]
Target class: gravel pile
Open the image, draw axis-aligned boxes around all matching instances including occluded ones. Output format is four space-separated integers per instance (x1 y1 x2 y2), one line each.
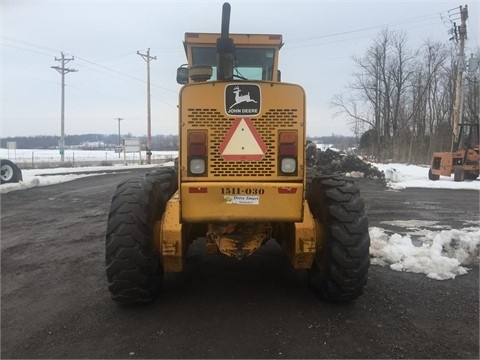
306 144 385 182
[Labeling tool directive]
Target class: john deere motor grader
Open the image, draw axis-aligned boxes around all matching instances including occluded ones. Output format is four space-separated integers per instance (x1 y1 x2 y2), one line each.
105 3 370 305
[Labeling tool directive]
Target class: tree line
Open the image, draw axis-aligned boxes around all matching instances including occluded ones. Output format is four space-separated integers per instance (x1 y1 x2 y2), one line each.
1 134 179 151
331 29 480 163
2 133 356 152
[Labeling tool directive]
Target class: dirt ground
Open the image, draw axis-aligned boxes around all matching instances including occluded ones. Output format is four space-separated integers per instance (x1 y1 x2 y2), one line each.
1 169 479 359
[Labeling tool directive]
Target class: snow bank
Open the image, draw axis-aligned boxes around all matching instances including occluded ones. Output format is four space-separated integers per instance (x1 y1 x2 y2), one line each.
370 227 480 280
374 163 480 190
0 163 172 195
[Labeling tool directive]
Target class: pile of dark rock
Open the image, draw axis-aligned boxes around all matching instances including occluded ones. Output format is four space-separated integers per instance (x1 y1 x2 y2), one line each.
306 143 385 183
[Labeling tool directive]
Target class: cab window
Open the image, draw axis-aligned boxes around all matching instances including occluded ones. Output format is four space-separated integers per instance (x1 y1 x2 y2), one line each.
191 47 275 81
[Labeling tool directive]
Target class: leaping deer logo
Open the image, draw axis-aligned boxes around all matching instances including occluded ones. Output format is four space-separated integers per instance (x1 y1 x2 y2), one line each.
229 86 258 109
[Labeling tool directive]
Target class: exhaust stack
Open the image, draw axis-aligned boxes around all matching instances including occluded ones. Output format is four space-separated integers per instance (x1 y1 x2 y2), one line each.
216 2 235 81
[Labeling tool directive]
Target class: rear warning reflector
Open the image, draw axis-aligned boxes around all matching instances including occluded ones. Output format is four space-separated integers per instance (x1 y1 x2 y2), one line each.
189 187 208 193
278 187 297 194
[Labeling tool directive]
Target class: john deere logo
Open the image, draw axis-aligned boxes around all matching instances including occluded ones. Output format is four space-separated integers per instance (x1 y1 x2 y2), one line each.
225 84 261 116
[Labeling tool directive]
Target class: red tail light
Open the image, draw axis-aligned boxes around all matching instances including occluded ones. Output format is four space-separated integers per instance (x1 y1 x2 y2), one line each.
279 144 296 156
189 132 206 156
189 132 206 143
278 131 297 175
189 144 206 156
279 131 296 144
188 131 207 175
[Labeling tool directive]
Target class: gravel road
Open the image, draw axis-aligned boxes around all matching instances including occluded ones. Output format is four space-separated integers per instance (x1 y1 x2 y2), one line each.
1 169 478 359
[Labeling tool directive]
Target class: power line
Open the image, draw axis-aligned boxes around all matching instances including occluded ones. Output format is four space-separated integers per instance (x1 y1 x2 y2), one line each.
2 43 54 57
1 35 177 95
1 67 158 109
285 20 444 51
466 19 479 48
288 11 446 44
73 54 176 94
0 35 60 54
1 72 60 86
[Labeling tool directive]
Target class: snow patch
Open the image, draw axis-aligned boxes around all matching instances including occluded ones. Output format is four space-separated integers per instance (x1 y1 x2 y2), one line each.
373 163 480 190
0 163 166 194
345 171 364 178
370 227 480 280
383 167 405 183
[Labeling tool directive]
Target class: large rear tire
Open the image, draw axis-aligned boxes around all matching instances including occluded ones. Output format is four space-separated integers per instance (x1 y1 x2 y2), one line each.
428 168 439 181
306 172 370 302
105 168 177 305
0 159 22 184
453 167 465 182
464 172 479 180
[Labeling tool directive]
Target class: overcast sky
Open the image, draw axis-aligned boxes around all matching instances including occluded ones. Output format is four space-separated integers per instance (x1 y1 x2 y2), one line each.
1 0 479 139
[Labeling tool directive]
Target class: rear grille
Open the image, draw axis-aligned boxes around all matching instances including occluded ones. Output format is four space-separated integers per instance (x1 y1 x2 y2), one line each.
187 108 299 177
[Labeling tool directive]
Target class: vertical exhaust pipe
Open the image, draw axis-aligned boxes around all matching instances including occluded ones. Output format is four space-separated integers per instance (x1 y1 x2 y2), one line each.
221 2 231 38
217 2 234 81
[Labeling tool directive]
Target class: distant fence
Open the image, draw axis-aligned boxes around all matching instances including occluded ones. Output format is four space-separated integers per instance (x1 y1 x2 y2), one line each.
0 150 178 169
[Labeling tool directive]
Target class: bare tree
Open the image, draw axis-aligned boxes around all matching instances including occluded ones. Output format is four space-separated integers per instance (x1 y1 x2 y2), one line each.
331 27 479 164
331 29 406 160
387 31 415 160
463 48 480 125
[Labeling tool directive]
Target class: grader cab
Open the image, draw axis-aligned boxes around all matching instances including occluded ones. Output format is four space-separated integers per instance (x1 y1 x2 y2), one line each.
105 2 370 305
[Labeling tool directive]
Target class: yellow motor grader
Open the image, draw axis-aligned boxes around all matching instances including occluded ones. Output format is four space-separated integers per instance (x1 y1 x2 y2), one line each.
105 3 370 304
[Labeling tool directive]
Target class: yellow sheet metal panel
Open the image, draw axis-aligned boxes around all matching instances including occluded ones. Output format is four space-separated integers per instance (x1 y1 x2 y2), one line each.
283 201 322 270
185 33 283 47
181 182 303 222
160 192 184 272
292 202 317 269
179 82 305 182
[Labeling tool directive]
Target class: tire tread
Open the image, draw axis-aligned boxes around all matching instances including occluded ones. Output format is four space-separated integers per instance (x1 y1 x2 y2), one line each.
307 171 370 302
105 168 177 305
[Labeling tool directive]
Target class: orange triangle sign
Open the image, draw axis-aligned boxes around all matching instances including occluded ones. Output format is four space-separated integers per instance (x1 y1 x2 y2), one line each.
219 117 267 161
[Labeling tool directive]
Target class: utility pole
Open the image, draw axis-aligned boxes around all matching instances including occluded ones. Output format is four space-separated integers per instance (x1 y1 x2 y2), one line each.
451 5 468 150
116 117 124 145
116 117 124 158
137 48 156 164
51 52 77 163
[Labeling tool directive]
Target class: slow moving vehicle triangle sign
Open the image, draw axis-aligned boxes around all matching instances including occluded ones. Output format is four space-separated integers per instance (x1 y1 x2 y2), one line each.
219 117 267 161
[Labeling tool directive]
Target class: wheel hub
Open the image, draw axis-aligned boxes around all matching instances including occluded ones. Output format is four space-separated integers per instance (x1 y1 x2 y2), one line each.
1 165 13 181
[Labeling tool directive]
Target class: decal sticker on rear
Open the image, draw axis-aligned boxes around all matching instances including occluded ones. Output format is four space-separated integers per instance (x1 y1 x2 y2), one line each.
225 84 261 115
224 195 260 205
